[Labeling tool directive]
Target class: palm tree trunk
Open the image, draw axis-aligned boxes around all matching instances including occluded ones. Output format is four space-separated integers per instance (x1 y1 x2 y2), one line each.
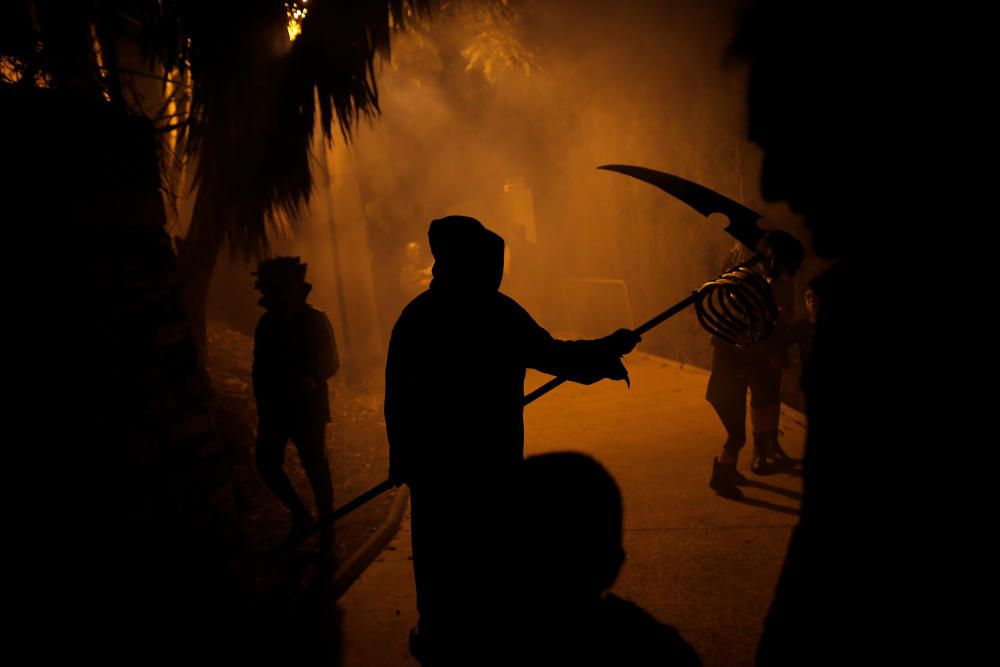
177 191 224 362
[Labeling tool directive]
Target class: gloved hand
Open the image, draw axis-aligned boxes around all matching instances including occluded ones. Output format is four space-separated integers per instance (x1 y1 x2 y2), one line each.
602 357 631 383
602 328 641 357
569 357 631 386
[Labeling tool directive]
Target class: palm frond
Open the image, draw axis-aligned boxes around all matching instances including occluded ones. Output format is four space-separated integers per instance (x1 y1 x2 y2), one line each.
159 0 432 258
3 1 435 258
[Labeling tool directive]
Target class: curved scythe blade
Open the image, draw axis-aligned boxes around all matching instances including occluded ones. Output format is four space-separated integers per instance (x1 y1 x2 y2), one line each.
598 164 765 251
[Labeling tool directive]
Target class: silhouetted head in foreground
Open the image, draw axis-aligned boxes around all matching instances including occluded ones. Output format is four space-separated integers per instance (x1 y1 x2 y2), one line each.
253 256 312 314
513 452 701 666
428 215 505 296
518 452 625 605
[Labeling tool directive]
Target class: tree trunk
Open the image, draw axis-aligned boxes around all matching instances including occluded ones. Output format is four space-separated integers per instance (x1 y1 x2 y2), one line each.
6 86 247 659
176 191 224 363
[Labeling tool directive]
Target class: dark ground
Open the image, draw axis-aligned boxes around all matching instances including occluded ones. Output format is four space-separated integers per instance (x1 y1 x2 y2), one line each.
206 320 394 609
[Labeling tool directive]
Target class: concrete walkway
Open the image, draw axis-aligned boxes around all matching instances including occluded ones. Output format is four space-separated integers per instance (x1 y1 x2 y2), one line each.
338 352 805 667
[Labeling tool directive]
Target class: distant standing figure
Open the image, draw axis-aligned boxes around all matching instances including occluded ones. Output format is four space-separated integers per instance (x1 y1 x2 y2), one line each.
252 257 339 549
707 233 803 500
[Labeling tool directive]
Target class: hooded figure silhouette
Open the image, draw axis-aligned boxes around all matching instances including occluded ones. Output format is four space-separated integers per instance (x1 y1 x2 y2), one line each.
385 216 639 665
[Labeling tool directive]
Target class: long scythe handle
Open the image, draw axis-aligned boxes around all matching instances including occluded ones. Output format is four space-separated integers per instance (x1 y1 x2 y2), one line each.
522 291 699 404
522 252 763 406
272 478 398 555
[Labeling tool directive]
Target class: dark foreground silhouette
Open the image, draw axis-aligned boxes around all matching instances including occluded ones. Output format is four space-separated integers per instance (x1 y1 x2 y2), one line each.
707 237 803 500
736 2 950 664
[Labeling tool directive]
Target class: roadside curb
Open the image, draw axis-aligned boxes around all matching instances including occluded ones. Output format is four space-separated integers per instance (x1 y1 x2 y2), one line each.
330 484 409 600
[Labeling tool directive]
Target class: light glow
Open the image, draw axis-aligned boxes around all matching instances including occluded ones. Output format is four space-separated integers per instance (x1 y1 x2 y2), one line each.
286 1 309 42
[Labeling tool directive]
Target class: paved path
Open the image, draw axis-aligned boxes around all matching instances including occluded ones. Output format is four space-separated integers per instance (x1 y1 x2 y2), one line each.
338 352 805 667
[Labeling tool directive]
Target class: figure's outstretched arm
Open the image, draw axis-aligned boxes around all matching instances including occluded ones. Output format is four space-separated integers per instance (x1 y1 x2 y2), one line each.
519 305 639 385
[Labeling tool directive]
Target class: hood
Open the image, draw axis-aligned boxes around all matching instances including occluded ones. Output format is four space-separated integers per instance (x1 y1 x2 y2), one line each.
427 215 505 296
